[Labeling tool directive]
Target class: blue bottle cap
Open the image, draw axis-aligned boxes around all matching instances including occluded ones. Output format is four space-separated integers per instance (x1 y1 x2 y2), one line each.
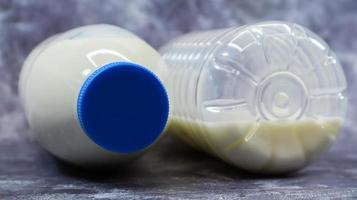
77 62 169 153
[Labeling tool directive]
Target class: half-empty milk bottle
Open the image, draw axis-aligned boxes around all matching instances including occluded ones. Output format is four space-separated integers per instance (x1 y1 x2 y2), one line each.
19 24 169 167
160 21 347 174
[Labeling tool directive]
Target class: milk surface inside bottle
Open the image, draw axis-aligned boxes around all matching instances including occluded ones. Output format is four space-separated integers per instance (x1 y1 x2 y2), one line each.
19 24 169 166
160 21 347 174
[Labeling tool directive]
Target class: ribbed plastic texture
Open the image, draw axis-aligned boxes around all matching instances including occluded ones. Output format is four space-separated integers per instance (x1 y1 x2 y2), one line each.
160 21 347 174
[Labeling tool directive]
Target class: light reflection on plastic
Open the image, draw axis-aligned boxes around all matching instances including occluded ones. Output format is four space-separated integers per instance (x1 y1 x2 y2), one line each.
82 49 131 77
86 49 130 67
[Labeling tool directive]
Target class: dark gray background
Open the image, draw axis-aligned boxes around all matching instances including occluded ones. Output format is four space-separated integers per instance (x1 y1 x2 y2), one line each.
0 0 357 199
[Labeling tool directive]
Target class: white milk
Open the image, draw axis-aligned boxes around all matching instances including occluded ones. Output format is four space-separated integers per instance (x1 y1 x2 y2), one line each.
169 118 341 173
19 24 169 167
160 21 347 174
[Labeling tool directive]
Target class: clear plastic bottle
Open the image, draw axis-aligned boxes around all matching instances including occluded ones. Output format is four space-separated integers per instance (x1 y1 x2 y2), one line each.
160 21 347 174
19 24 169 167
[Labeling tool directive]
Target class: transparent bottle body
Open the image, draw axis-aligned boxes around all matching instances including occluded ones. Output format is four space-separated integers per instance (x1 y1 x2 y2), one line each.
160 21 347 174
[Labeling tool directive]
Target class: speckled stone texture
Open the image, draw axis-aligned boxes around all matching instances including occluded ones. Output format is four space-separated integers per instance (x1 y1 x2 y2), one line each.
0 0 357 199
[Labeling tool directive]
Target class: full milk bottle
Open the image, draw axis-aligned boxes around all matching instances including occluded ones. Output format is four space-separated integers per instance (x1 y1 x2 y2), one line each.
19 24 169 167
